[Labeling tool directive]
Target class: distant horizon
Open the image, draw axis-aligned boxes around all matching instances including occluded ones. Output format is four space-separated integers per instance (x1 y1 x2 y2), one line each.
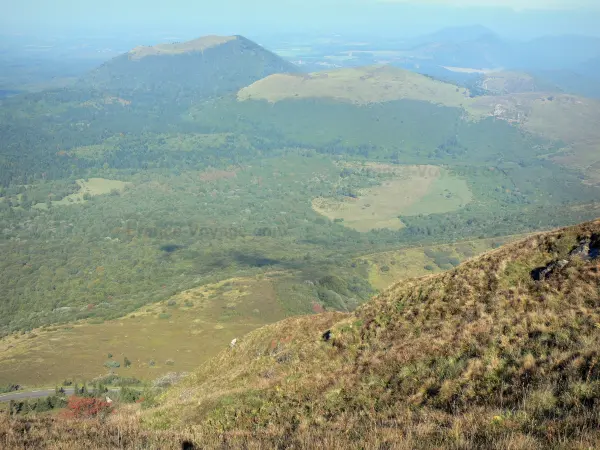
2 1 600 40
2 23 600 57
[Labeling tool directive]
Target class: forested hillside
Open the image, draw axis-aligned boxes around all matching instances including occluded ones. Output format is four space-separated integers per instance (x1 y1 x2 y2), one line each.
1 37 600 367
82 35 300 97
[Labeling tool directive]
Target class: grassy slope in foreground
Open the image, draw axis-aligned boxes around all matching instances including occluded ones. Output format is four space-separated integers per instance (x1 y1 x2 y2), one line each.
146 219 600 448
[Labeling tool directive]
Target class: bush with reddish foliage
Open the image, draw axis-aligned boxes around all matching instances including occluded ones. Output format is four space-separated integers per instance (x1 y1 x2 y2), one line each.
312 303 325 314
62 396 113 419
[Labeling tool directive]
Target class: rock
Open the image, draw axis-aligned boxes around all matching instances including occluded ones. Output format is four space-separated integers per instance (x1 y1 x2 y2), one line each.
531 259 569 281
569 234 600 260
569 238 591 259
230 338 237 348
532 234 600 281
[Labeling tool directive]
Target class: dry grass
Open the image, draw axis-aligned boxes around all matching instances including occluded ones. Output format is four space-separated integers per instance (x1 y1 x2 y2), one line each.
4 220 600 448
238 65 473 107
32 178 131 209
479 71 537 95
7 406 592 449
128 36 236 60
143 219 600 447
361 235 520 290
0 275 286 386
81 96 132 109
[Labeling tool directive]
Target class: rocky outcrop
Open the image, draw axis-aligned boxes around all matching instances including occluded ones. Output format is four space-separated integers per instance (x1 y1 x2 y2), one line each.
531 234 600 281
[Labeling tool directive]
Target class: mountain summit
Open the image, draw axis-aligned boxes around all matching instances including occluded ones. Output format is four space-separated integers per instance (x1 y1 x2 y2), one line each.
126 35 237 60
81 35 300 97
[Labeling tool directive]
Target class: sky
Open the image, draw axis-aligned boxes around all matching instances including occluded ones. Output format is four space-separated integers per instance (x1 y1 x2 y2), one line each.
2 0 600 40
381 0 598 8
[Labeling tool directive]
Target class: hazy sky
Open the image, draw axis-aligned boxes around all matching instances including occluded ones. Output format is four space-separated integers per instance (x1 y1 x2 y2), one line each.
2 0 599 39
382 0 598 8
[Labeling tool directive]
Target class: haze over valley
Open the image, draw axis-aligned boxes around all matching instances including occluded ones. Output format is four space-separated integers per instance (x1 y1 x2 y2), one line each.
1 1 600 447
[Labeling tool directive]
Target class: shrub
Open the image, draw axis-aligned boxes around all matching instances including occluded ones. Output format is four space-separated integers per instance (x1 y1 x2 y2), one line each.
0 384 21 394
152 372 188 388
63 396 113 419
104 360 120 369
91 374 142 386
119 387 142 403
312 303 325 314
525 389 557 417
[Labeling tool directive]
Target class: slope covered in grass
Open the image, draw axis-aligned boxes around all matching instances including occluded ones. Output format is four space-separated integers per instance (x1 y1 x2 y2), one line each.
2 219 600 448
238 65 473 107
144 219 600 448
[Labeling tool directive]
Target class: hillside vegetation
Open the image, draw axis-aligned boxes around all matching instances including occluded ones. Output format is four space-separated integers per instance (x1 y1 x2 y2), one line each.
0 236 515 387
238 66 600 184
82 35 300 96
3 219 600 448
142 219 600 448
238 66 473 107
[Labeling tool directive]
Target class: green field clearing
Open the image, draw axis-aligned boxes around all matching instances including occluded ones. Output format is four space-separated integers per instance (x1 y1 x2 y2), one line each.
312 165 471 232
400 173 472 216
0 274 288 386
33 178 130 208
470 93 600 183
